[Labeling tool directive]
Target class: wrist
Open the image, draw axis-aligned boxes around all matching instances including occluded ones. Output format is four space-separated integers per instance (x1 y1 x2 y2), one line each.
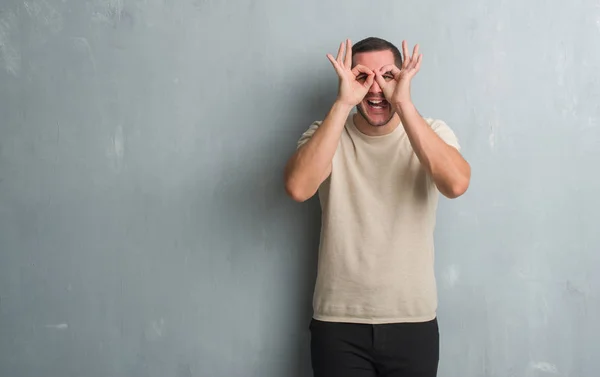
333 99 355 113
394 101 416 115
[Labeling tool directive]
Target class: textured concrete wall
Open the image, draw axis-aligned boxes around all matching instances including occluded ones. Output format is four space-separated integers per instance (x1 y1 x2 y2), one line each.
1 1 599 376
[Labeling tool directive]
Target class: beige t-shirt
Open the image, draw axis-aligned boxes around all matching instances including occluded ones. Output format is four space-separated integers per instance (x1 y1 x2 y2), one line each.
297 113 461 324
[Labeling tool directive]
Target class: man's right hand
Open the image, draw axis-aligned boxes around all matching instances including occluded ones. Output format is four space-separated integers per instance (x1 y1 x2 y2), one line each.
327 39 375 107
284 40 367 202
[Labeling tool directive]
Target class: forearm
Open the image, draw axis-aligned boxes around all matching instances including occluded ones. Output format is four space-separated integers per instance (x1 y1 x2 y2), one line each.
284 100 352 201
396 102 471 198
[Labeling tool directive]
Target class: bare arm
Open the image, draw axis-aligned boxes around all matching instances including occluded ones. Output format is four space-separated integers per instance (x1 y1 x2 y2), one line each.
375 40 470 198
284 101 353 202
397 103 470 198
284 39 375 202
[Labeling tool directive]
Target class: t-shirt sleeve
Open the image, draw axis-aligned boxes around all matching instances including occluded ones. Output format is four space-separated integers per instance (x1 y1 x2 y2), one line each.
430 119 461 151
296 121 322 149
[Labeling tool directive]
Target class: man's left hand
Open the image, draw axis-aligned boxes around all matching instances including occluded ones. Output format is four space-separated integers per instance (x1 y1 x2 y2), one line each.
375 40 423 109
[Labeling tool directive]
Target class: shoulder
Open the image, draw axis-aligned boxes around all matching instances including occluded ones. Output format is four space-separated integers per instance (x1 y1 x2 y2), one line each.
422 117 461 150
422 117 450 130
296 120 323 149
303 120 323 134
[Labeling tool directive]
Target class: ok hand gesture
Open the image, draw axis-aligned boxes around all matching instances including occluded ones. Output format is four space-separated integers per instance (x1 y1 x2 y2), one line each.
375 40 423 108
327 39 375 107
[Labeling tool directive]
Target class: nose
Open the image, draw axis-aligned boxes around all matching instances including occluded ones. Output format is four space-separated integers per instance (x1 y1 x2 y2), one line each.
369 79 382 93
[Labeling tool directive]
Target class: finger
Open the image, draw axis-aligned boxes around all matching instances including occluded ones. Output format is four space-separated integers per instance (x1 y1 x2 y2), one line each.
327 53 343 75
380 64 401 74
335 42 344 65
379 64 401 79
412 44 419 58
402 40 410 69
352 65 374 87
364 71 375 88
414 53 423 71
344 39 352 68
402 40 409 57
374 71 386 88
409 44 420 69
351 64 373 76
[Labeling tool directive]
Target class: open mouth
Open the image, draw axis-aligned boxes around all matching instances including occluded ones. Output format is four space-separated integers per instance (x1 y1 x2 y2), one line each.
366 99 389 110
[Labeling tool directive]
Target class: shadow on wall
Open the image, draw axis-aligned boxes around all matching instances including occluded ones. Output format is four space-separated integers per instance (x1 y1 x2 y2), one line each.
201 72 334 376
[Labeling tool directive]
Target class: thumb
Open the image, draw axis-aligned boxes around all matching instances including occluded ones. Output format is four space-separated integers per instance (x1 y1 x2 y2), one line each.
364 71 375 88
374 72 386 89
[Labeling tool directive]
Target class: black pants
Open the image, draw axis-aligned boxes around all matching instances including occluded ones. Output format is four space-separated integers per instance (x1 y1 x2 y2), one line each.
309 317 439 377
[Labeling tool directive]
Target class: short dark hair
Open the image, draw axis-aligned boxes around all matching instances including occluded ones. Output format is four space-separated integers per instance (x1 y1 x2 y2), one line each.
351 37 403 68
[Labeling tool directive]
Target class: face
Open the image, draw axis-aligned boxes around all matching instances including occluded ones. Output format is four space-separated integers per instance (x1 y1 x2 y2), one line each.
353 50 397 127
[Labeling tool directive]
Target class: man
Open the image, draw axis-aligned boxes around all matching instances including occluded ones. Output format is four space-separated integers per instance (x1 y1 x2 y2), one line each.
284 37 470 377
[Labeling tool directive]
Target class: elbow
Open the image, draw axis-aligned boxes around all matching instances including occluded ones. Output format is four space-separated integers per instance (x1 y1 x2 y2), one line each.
285 183 313 202
284 177 314 203
284 161 313 202
444 179 469 198
443 167 471 199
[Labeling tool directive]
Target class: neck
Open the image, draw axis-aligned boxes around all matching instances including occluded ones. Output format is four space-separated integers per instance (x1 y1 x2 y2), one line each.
353 112 401 136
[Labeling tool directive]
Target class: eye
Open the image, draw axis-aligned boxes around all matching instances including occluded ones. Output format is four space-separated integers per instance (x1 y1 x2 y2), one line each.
356 73 367 82
383 71 394 81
